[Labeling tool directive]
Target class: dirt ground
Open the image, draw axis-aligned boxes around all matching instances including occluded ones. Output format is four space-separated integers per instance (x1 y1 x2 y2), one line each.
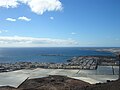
0 75 120 90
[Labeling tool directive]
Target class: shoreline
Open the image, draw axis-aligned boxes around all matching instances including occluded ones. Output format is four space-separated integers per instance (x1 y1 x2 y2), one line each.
0 55 117 73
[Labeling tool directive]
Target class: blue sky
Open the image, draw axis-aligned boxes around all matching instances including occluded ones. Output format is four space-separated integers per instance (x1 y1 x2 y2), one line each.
0 0 120 47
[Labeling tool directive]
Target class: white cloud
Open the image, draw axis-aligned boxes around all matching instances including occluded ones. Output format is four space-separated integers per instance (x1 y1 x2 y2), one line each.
0 0 63 15
71 32 77 35
50 17 54 20
4 30 8 32
0 30 8 34
6 18 16 22
18 16 31 21
0 0 19 8
22 0 63 15
6 16 31 22
0 36 78 47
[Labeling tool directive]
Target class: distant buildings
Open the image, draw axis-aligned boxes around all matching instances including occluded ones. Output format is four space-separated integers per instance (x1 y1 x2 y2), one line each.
0 55 118 73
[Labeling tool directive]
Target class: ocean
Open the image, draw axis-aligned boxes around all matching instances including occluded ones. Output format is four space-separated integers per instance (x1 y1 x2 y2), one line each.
0 47 114 63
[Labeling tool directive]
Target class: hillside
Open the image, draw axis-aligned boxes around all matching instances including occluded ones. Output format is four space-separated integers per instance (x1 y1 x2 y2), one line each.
0 75 119 90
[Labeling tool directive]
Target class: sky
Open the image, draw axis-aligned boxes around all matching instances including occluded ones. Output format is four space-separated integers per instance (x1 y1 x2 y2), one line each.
0 0 120 47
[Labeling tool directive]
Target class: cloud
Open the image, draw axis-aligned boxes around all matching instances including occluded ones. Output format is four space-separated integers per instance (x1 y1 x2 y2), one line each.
0 0 63 15
50 17 54 20
6 18 16 22
25 0 63 15
71 32 77 35
0 0 19 8
0 36 78 47
18 16 31 21
6 16 31 22
0 30 8 33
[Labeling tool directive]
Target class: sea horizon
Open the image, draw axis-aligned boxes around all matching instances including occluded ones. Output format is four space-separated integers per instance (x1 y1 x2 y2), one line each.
0 47 115 63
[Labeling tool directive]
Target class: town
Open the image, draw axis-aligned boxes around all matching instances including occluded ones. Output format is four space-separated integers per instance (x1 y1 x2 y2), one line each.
0 55 117 73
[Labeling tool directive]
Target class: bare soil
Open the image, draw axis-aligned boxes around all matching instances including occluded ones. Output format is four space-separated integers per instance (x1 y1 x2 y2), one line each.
0 75 119 90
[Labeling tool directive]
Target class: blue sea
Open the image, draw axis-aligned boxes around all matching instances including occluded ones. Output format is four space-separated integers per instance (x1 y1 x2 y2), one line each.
0 47 114 63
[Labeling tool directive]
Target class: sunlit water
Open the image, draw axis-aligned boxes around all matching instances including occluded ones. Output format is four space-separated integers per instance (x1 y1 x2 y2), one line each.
0 47 114 63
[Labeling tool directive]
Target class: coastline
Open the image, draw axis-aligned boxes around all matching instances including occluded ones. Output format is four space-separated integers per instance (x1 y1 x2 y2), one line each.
0 55 117 73
0 47 120 89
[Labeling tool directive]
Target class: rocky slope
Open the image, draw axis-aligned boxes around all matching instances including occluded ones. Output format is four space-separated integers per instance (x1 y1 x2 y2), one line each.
0 75 119 90
0 75 90 90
